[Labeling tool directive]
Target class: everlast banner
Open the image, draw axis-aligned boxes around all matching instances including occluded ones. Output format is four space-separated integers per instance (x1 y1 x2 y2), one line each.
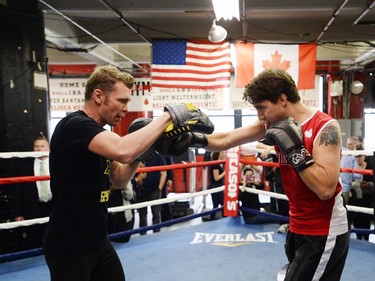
224 147 241 217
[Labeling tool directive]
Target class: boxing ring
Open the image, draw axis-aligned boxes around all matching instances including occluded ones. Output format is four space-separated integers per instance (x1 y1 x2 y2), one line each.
0 148 374 281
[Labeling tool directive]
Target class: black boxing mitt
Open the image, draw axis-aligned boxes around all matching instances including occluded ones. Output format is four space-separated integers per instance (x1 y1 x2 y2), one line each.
155 132 208 157
163 103 214 138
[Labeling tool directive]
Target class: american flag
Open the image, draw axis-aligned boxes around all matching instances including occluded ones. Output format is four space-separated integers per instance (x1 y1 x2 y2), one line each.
151 39 231 89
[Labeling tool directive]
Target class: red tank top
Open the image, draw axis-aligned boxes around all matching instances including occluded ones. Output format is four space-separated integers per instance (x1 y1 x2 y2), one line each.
276 110 348 235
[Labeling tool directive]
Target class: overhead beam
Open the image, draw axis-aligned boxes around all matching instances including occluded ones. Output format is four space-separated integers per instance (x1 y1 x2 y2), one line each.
39 0 145 70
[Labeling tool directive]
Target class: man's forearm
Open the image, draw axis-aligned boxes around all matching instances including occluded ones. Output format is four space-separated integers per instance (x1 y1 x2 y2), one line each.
111 161 141 189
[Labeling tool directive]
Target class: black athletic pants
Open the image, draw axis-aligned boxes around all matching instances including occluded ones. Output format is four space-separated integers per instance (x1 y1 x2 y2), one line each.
283 231 350 281
44 241 125 281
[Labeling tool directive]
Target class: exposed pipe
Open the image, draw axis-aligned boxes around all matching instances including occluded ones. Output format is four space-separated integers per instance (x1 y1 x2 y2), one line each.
315 0 349 42
354 48 375 65
241 0 247 40
353 0 375 25
38 0 145 70
99 0 150 44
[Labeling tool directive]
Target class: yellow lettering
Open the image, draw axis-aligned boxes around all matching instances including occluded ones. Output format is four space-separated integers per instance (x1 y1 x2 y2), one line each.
100 190 110 202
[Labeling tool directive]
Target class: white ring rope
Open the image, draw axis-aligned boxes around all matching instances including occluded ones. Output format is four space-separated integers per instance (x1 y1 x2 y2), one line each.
243 186 374 215
0 187 224 230
1 185 373 230
0 151 49 159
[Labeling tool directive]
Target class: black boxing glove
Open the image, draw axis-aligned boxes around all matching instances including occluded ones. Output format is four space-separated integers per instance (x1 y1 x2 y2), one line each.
155 132 208 157
265 117 314 172
163 103 214 138
127 117 155 162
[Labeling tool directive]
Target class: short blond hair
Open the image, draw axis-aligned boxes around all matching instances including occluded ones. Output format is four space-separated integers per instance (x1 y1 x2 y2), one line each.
85 65 135 100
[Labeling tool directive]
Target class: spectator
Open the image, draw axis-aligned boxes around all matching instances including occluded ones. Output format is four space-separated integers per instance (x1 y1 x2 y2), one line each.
13 134 51 250
135 152 167 234
350 143 374 240
340 136 361 205
239 167 276 224
161 156 174 222
208 151 225 220
240 147 263 180
257 139 289 226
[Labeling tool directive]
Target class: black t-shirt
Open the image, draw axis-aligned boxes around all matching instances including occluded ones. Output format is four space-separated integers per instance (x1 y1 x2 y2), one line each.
363 156 374 182
210 164 224 188
138 153 167 197
43 111 109 257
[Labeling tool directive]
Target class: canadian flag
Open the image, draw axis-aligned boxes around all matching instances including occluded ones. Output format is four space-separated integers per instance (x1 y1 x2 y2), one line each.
235 43 317 89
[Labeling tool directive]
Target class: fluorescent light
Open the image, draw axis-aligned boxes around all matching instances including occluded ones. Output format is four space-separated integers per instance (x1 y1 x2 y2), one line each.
212 0 240 21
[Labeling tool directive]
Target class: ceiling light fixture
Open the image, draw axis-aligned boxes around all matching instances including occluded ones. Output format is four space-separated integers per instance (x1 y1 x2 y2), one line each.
212 0 240 21
208 20 228 42
209 0 240 42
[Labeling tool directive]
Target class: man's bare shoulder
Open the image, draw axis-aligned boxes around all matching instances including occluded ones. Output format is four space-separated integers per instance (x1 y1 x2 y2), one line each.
318 121 341 147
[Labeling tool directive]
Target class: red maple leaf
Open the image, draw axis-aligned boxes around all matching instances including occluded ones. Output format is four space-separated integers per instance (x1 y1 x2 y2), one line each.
262 51 291 70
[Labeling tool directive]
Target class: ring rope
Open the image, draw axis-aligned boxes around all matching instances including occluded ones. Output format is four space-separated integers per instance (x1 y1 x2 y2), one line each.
0 207 224 263
0 157 373 228
0 151 49 159
0 151 373 230
0 161 223 185
0 147 374 264
0 186 373 263
1 185 373 229
0 187 224 230
243 186 374 215
240 206 290 223
0 146 374 159
240 145 375 157
1 158 373 186
109 207 222 241
241 159 374 176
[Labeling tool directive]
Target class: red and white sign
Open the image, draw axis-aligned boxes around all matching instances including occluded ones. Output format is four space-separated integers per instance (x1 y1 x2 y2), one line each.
224 146 241 217
49 78 85 112
49 78 153 112
151 88 223 110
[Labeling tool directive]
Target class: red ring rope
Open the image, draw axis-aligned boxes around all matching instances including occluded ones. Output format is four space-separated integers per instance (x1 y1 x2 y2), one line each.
0 159 373 185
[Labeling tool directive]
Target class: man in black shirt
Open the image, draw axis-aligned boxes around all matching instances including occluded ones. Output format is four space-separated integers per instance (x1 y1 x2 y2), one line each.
43 65 214 281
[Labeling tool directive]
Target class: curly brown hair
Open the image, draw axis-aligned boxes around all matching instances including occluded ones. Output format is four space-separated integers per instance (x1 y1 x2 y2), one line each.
243 68 300 105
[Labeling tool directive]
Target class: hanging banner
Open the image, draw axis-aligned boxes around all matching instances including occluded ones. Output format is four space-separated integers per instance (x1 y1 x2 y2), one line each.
129 81 153 112
49 78 153 112
151 88 223 110
235 43 317 90
49 78 85 112
229 75 255 110
223 146 241 217
49 78 224 112
298 75 322 110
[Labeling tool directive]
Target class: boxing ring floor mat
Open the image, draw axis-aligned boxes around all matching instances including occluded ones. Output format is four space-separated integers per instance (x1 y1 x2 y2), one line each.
0 217 374 281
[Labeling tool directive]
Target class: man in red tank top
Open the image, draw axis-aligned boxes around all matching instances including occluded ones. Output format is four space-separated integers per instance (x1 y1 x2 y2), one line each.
183 68 349 281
